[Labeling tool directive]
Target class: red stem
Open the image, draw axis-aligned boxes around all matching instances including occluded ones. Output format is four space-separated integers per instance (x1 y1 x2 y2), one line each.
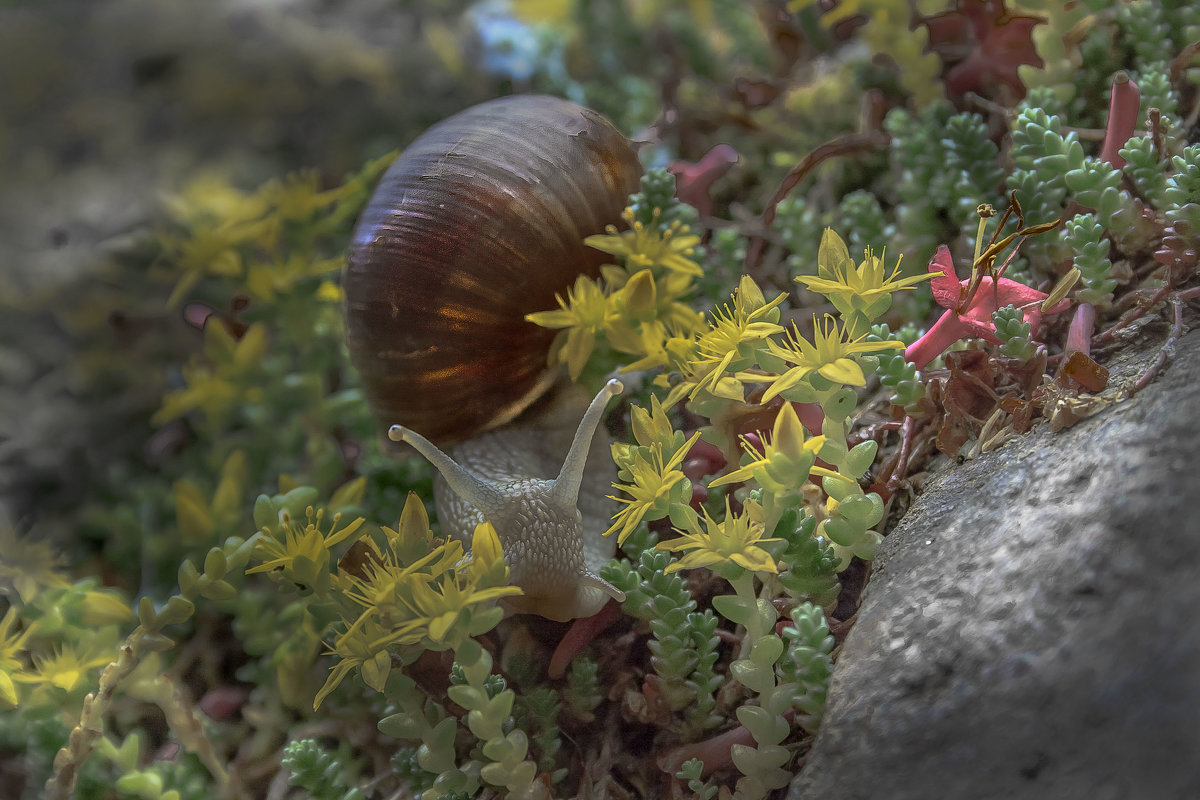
658 710 796 778
1099 72 1140 168
1065 303 1096 356
547 600 624 680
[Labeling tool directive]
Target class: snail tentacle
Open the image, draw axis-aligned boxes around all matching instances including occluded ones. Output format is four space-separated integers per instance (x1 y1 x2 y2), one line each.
388 425 507 517
394 381 626 621
552 378 624 504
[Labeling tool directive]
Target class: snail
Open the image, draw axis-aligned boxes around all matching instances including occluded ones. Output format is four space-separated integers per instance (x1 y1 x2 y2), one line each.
343 95 643 621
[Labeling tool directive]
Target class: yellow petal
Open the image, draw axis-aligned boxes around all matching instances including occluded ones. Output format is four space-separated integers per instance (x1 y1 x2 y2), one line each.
817 228 852 276
708 463 759 489
730 547 778 574
817 357 866 386
0 671 17 707
771 402 809 462
470 522 505 568
761 365 812 403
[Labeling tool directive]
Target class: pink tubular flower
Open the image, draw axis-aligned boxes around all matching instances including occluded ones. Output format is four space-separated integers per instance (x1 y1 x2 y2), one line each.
905 245 1071 369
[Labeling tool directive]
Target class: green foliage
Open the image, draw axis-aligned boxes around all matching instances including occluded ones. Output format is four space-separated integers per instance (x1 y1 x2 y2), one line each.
1118 0 1171 72
675 758 720 800
1121 135 1171 209
771 509 841 609
777 196 825 274
778 603 835 734
839 190 889 259
602 533 683 619
514 687 566 782
17 4 1200 797
715 572 795 798
703 225 747 301
886 102 955 255
564 655 603 723
938 112 1006 228
390 747 435 794
1165 144 1200 233
96 731 211 800
1133 63 1179 125
1008 105 1155 258
1065 214 1116 308
646 581 702 711
1009 107 1076 193
446 643 543 798
680 609 724 738
281 738 366 800
991 305 1038 363
868 324 925 407
629 167 698 229
814 0 942 105
1021 85 1067 120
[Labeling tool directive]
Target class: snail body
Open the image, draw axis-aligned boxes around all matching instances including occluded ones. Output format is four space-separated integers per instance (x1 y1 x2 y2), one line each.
343 95 642 620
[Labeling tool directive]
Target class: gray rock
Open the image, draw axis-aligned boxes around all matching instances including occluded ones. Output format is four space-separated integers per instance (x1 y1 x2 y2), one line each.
789 329 1200 800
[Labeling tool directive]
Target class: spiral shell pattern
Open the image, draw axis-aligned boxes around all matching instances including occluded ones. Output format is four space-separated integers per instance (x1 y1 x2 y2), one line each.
344 95 641 444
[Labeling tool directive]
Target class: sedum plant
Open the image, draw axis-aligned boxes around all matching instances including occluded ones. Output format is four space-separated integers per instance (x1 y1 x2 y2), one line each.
5 3 1200 799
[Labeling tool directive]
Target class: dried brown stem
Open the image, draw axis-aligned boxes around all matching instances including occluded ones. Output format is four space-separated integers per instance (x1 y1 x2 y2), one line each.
1148 108 1166 161
885 415 920 494
743 130 891 274
1168 39 1200 85
1129 297 1186 396
1096 283 1177 343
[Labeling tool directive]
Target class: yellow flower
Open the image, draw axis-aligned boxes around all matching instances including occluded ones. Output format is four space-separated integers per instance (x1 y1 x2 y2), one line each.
380 490 437 566
763 314 903 398
585 208 703 277
464 521 509 587
797 229 935 331
627 394 693 453
338 532 465 626
0 607 31 707
0 524 69 603
152 321 269 426
657 498 779 575
663 276 786 407
317 518 520 709
247 507 364 597
709 402 826 493
255 170 343 223
13 643 111 694
406 571 520 646
244 253 343 301
313 618 395 709
606 432 701 545
615 320 673 372
526 274 610 380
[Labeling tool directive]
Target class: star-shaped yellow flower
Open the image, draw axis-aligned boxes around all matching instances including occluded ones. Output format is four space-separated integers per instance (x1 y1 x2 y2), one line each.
525 274 610 380
585 208 703 277
709 402 826 493
662 276 786 407
657 498 779 575
605 432 701 545
763 314 903 399
796 229 935 332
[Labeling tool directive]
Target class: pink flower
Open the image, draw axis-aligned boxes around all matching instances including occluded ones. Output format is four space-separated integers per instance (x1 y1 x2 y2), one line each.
905 245 1071 368
669 144 738 217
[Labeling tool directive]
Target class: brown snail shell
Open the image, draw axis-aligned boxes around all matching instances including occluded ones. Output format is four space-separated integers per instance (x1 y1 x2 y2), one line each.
343 95 642 444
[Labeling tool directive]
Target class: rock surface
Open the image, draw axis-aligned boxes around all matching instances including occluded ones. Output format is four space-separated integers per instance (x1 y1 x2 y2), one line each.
789 328 1200 800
